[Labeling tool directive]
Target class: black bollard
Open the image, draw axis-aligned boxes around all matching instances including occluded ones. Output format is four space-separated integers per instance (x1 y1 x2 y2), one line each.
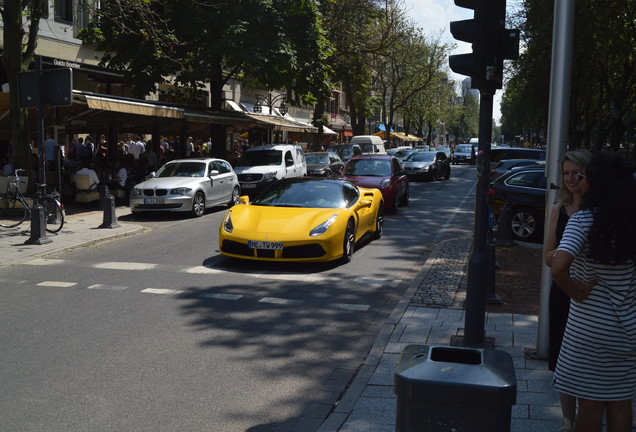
98 184 120 229
25 184 52 245
494 202 515 247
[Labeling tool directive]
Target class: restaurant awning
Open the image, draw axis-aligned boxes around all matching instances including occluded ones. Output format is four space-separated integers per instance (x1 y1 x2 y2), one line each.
244 112 318 132
373 131 422 141
85 94 184 118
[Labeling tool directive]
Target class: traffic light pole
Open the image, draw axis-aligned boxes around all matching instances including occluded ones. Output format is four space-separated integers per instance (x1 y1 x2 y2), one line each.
463 90 494 346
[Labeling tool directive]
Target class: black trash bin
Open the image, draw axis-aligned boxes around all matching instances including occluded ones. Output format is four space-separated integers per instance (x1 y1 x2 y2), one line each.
394 344 516 432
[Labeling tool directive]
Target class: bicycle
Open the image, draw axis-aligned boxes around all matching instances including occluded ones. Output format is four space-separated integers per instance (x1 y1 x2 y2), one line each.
0 169 65 233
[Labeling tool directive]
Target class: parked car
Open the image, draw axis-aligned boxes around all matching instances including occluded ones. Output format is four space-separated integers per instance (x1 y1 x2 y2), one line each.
392 148 418 163
340 154 409 213
219 178 384 263
490 147 546 170
451 143 476 164
489 159 545 182
437 146 452 158
329 144 362 163
488 166 547 242
349 135 387 155
402 151 451 181
129 158 240 217
233 144 307 197
305 152 345 178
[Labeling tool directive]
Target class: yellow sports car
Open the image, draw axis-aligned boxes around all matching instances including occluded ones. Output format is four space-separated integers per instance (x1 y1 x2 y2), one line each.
219 177 384 263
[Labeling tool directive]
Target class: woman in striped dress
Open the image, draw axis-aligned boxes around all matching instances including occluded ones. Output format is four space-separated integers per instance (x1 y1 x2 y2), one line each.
552 151 636 432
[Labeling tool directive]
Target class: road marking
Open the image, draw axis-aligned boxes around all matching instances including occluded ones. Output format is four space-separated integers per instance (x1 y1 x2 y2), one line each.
332 303 370 311
141 288 182 295
94 262 158 270
183 266 224 274
25 259 65 265
358 277 401 288
433 181 476 243
198 293 243 300
259 297 303 306
253 272 326 282
87 284 128 291
37 281 77 288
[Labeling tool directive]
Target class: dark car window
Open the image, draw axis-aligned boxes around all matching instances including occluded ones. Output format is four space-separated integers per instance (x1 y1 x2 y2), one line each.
506 171 547 189
342 182 360 207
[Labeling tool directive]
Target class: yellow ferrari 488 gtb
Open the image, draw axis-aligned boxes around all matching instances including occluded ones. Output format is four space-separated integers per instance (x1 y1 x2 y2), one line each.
219 177 384 263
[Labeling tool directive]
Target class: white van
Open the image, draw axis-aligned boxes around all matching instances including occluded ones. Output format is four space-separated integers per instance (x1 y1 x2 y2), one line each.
349 135 387 155
234 144 307 196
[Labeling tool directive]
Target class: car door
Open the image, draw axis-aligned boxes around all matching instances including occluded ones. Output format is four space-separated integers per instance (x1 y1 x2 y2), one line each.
208 160 234 204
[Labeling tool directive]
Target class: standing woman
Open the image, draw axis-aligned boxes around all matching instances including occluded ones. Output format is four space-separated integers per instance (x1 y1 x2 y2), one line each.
544 149 592 431
552 151 636 432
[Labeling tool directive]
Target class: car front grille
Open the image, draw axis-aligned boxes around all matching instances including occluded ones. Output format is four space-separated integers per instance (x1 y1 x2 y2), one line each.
238 174 264 183
221 240 326 259
141 189 169 196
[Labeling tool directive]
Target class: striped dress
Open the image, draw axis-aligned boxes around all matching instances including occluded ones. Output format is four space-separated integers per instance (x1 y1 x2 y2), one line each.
554 209 636 401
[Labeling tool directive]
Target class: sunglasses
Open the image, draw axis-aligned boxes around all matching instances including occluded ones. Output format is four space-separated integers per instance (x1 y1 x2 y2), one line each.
577 172 586 180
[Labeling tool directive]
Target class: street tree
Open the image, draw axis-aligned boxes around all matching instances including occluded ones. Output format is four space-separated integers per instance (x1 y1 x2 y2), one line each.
80 0 332 156
1 0 45 178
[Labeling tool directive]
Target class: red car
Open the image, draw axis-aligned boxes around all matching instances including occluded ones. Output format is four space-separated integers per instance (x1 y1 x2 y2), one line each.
340 155 409 212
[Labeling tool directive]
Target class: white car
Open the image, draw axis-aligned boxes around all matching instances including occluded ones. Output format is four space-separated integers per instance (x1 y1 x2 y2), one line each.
130 158 240 217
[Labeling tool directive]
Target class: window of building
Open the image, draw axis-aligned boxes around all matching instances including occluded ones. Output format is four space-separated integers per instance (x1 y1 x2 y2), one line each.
55 0 73 23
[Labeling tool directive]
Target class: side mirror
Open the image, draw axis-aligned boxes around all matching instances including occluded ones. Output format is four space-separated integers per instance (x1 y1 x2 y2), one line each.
239 196 250 204
356 199 372 209
209 169 219 177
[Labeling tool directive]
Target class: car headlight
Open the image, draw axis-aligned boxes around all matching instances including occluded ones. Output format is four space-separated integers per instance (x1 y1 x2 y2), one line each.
380 179 391 189
263 171 278 181
310 214 337 237
421 165 430 172
130 188 142 197
170 187 192 195
223 210 233 233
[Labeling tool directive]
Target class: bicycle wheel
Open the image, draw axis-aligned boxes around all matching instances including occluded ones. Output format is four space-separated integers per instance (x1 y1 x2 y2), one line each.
42 197 64 233
0 196 28 228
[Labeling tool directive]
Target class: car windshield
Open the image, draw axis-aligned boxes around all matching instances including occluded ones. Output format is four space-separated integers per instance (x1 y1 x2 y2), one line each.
343 158 391 176
405 152 435 162
253 180 346 208
305 154 329 165
236 150 282 167
455 145 472 153
155 162 206 178
332 147 353 160
394 150 413 158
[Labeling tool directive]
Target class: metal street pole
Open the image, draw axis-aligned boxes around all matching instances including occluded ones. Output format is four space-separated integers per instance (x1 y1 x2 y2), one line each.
535 0 575 358
463 90 494 346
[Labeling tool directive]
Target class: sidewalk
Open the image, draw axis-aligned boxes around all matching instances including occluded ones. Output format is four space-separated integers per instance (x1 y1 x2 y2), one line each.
317 238 636 432
0 206 143 267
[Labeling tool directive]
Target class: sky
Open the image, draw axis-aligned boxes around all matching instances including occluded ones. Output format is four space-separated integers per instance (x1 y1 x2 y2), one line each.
402 0 503 124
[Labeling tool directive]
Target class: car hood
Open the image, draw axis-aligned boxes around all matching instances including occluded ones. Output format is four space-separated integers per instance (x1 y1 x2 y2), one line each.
234 166 279 175
229 205 344 236
134 177 203 189
340 175 388 189
403 162 432 168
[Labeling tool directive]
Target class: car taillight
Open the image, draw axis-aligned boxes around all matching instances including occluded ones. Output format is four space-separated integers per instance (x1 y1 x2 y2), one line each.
488 188 495 197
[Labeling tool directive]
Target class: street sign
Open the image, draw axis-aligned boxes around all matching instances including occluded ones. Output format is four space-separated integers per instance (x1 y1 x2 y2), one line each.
18 67 73 108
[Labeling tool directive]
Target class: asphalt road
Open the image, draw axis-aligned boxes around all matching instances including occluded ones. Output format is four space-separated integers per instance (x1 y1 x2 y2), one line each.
0 165 477 432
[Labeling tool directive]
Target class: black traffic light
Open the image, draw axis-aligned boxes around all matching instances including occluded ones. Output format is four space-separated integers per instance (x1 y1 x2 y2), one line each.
449 0 519 92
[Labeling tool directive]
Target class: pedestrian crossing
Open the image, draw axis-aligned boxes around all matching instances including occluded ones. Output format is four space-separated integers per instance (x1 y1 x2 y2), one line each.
4 258 396 313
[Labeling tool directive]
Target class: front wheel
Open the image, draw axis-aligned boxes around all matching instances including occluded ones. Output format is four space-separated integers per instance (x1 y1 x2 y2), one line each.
43 197 64 233
192 192 206 217
0 197 28 228
340 219 355 263
510 206 541 242
372 203 384 240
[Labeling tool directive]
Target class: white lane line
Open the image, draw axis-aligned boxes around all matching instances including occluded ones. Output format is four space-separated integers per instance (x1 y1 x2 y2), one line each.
94 262 158 270
259 297 303 306
183 266 224 274
433 181 477 243
198 293 243 300
25 259 65 266
252 273 325 282
332 303 370 311
37 281 77 288
87 284 128 291
358 277 401 288
141 288 182 295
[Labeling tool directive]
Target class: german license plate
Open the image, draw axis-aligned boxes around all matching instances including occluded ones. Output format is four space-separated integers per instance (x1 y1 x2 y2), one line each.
248 240 283 250
145 198 165 204
242 184 256 189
